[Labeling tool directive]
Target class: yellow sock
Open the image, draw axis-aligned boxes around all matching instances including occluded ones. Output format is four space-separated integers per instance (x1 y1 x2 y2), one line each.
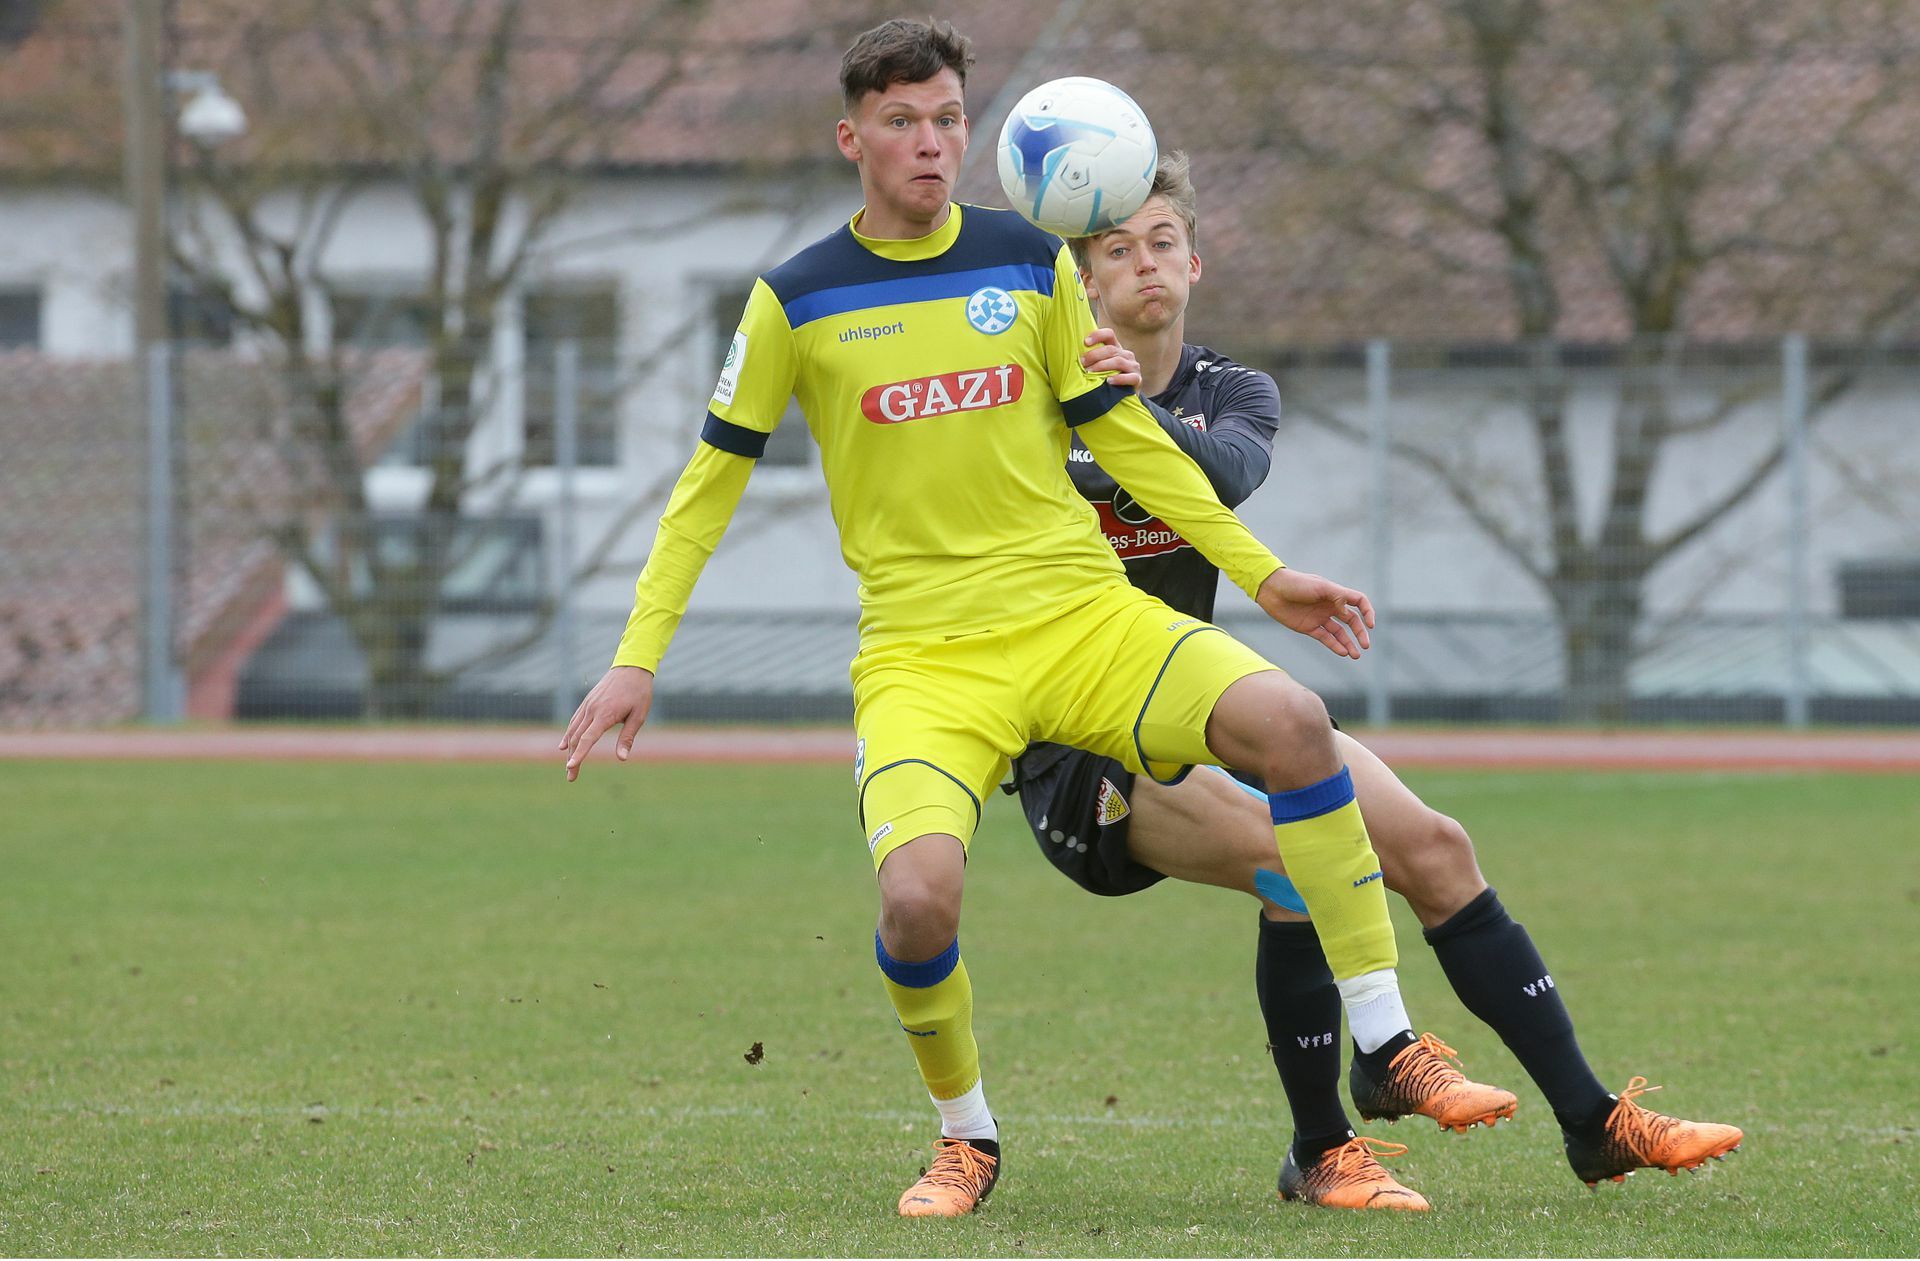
1269 767 1397 980
876 935 981 1100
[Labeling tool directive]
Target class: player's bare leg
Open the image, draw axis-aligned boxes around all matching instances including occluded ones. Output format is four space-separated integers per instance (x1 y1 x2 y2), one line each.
1128 752 1505 1136
875 834 1001 1216
1201 673 1452 1111
1340 735 1742 1171
1126 756 1500 1212
1128 729 1741 1183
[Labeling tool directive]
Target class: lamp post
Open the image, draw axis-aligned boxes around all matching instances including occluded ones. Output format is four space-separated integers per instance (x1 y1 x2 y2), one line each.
123 0 248 722
123 0 179 721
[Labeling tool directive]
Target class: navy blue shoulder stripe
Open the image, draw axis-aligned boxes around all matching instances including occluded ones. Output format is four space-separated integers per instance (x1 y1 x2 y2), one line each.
701 411 770 458
784 263 1053 328
763 206 1064 329
959 205 1066 262
1061 382 1130 427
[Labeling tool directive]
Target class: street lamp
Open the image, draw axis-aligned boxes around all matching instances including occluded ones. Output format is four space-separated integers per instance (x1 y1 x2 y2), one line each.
123 0 249 722
171 71 247 148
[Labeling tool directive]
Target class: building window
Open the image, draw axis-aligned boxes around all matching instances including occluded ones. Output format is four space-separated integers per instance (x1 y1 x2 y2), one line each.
523 289 618 467
0 288 41 348
340 514 545 613
169 283 235 347
332 290 443 465
710 282 812 468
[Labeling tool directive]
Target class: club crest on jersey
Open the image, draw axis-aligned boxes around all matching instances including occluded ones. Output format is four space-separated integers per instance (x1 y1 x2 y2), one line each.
965 286 1017 335
1095 778 1130 826
860 364 1025 424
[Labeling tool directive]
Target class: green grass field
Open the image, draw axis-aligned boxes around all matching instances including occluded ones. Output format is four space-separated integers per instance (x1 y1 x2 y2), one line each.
2 758 1916 1257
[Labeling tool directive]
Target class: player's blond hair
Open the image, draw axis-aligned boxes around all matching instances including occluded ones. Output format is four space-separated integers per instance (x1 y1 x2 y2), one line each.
1069 150 1198 270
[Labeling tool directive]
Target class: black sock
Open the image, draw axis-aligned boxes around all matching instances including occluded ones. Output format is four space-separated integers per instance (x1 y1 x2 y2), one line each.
1256 916 1355 1163
1352 1029 1417 1082
1424 887 1613 1131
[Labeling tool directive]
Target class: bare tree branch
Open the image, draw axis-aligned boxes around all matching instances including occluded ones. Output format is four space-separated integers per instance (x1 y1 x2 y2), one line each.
1284 390 1549 584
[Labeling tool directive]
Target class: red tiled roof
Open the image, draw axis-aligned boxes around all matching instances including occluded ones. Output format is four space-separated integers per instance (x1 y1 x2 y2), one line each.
953 3 1920 346
7 1 1919 342
0 0 1056 172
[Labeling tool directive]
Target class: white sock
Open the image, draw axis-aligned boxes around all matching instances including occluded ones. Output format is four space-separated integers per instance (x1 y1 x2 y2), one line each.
1337 968 1413 1054
932 1079 997 1142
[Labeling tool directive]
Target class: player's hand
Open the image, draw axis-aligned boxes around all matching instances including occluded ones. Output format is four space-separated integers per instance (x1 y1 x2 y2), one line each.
560 665 655 781
1081 327 1142 389
1254 568 1375 659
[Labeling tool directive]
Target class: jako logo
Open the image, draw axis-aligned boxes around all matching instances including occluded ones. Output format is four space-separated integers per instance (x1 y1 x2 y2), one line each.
1522 974 1556 997
860 365 1024 424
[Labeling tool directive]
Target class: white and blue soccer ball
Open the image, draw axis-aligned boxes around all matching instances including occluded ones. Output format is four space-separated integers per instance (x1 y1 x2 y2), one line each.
996 76 1158 238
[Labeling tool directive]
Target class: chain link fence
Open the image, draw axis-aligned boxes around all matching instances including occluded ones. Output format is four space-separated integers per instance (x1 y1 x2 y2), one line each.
3 336 1917 729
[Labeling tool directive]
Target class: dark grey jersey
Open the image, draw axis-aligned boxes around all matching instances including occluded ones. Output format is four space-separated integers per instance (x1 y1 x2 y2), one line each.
1066 343 1280 621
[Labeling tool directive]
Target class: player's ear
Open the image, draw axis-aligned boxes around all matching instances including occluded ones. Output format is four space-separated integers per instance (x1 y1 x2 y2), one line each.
835 117 861 164
1188 251 1203 285
1080 269 1101 306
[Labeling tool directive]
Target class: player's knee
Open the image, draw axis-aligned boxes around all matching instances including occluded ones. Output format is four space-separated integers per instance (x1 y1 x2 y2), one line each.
877 859 963 956
1382 809 1484 918
1245 686 1336 788
1428 812 1478 876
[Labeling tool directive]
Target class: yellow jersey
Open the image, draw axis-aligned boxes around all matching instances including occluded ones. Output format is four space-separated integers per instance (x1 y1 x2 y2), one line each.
614 203 1282 671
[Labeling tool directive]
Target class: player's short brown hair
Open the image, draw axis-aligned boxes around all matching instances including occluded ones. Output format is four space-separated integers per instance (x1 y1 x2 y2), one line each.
839 18 974 112
1069 150 1199 270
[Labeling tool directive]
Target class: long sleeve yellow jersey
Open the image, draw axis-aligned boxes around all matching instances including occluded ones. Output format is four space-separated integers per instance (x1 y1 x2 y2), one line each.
613 203 1283 672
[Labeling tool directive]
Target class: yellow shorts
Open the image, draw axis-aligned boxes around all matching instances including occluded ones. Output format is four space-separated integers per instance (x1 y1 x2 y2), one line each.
852 582 1278 869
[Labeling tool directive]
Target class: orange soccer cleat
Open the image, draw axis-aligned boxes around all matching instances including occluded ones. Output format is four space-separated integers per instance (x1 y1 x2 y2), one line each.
1277 1136 1431 1212
1350 1032 1519 1132
897 1136 1001 1217
1564 1076 1744 1188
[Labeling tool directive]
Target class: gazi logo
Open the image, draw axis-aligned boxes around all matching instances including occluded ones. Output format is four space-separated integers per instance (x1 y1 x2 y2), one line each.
859 364 1024 424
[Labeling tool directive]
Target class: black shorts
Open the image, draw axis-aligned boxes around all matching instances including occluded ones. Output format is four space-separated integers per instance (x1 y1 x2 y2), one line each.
1007 745 1164 897
1007 717 1343 899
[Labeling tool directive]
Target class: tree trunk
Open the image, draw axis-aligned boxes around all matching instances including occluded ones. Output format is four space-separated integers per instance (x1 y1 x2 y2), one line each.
363 613 433 718
353 565 436 718
1557 572 1644 724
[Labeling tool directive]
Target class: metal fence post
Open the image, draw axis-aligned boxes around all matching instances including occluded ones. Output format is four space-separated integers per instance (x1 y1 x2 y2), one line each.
551 339 580 724
1782 333 1810 728
1366 338 1392 727
141 342 184 722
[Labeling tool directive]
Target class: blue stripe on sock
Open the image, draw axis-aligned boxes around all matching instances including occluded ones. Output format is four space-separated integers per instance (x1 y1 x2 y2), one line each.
875 933 960 988
1269 766 1355 825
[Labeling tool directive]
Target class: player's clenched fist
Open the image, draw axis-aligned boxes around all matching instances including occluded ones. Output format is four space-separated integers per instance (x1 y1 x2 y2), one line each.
1254 567 1375 660
560 665 655 781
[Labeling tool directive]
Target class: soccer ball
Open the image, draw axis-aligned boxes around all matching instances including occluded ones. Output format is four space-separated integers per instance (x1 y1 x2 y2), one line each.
996 76 1158 238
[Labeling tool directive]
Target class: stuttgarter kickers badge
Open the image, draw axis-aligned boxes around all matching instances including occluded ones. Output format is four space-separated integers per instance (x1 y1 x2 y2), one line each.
1095 778 1130 826
965 286 1017 335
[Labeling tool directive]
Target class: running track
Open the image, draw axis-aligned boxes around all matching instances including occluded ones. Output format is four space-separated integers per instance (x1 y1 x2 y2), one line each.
3 726 1919 772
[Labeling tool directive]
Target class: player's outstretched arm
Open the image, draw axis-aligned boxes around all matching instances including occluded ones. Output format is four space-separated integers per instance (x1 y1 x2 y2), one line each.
561 665 655 781
1255 568 1375 659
